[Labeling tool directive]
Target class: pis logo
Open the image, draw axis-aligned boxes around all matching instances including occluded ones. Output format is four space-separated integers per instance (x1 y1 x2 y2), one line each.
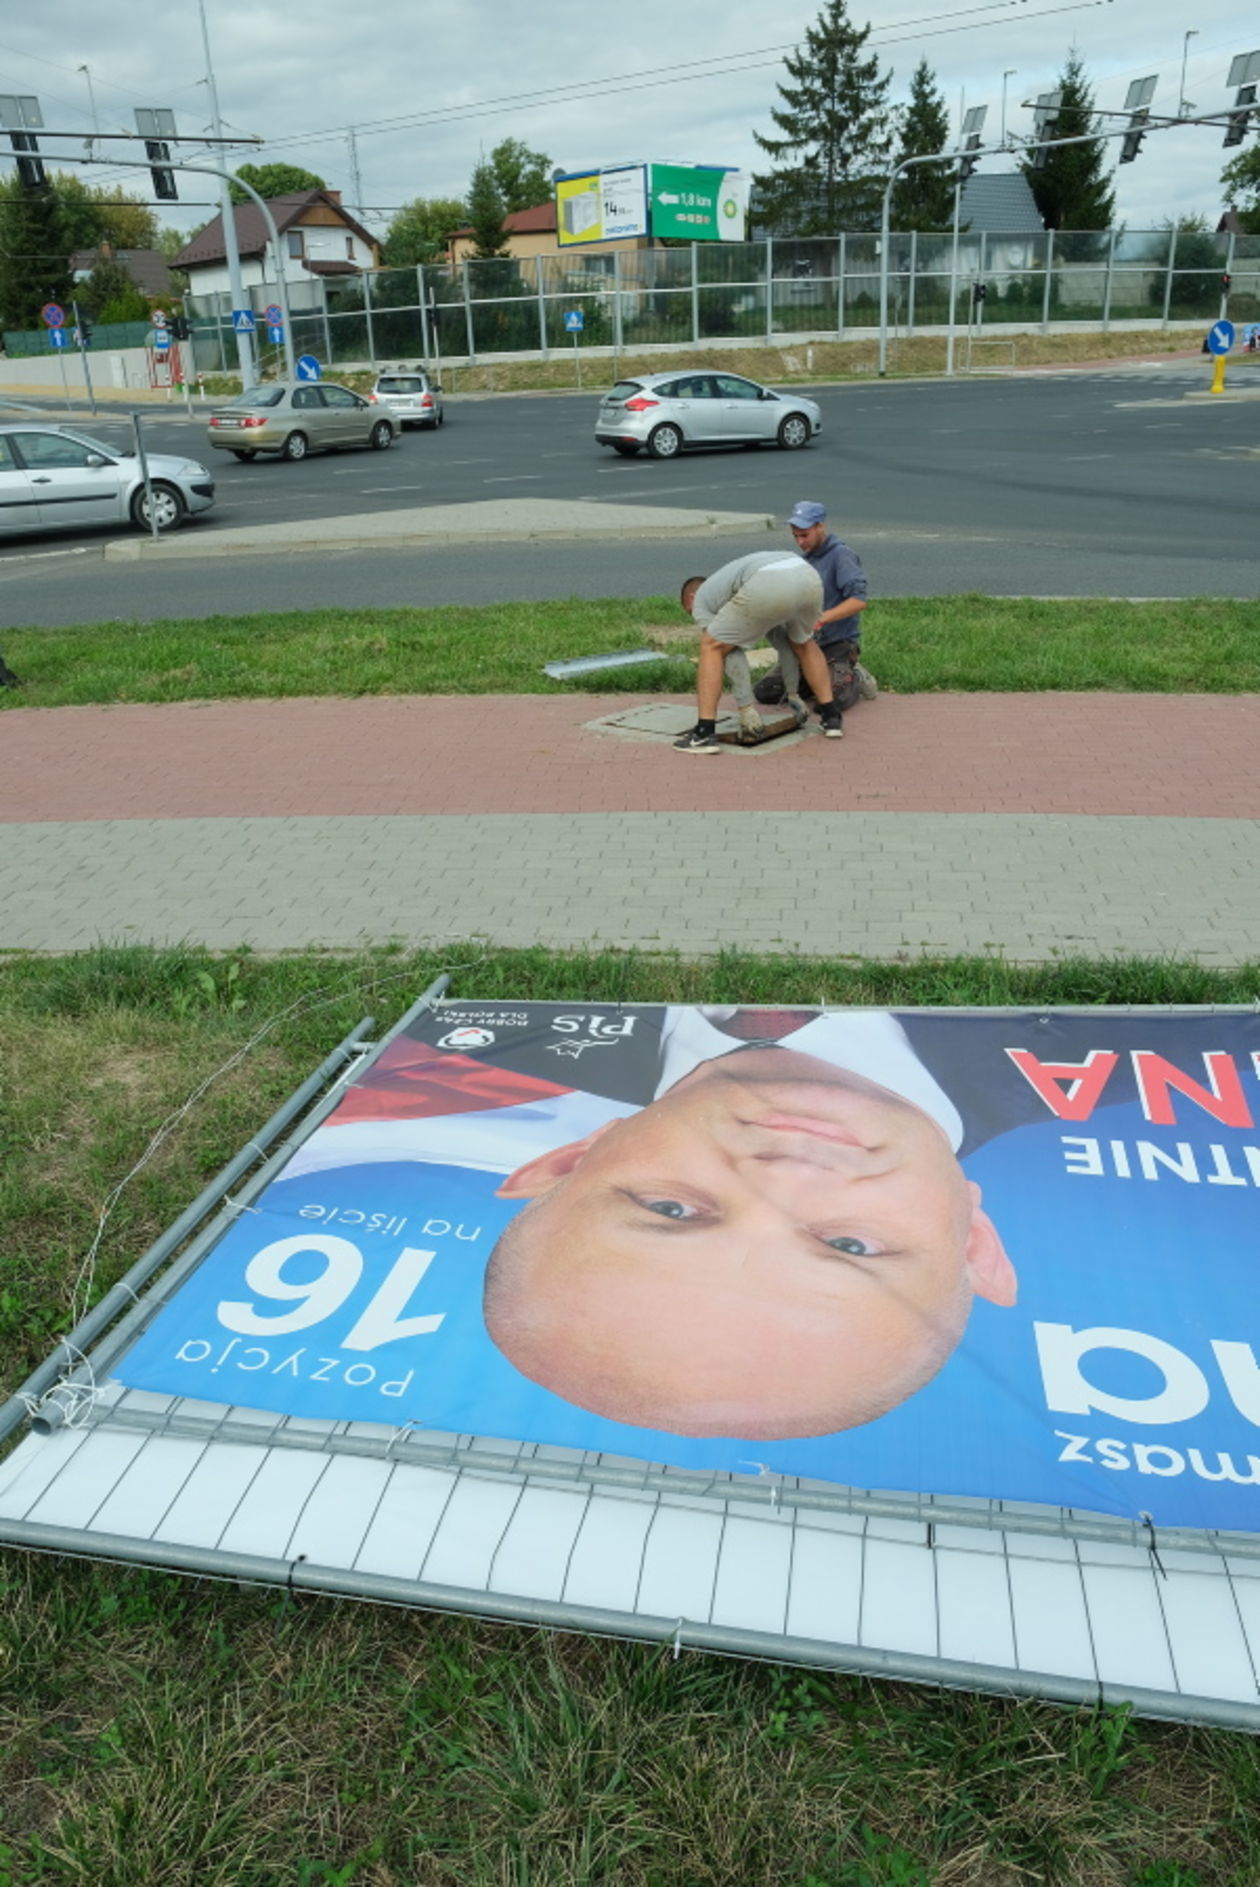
438 1026 496 1051
546 1013 637 1061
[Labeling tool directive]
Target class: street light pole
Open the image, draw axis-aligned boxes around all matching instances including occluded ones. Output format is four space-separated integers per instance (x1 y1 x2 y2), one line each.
196 0 256 388
1180 30 1199 116
1002 70 1017 146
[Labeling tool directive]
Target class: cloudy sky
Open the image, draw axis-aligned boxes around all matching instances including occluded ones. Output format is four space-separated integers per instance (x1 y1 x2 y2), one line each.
2 0 1256 237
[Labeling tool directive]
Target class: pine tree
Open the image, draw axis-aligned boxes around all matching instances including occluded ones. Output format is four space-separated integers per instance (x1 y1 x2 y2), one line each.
0 177 74 330
466 158 509 259
1022 50 1115 234
753 0 893 234
891 59 954 231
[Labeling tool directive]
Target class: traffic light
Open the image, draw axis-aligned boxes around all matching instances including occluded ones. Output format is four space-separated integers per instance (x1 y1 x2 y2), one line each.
1223 83 1256 148
1222 273 1232 296
135 109 178 201
0 94 47 192
170 314 190 341
1119 108 1150 164
957 133 982 182
972 282 987 306
77 313 94 348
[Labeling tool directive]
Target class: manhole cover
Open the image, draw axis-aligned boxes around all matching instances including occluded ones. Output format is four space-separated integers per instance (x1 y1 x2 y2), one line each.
585 701 815 754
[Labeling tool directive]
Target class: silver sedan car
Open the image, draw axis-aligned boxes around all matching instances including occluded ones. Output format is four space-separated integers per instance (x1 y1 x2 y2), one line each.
595 370 822 459
207 381 398 461
0 423 214 536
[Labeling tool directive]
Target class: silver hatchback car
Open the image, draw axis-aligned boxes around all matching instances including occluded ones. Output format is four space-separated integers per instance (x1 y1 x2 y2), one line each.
207 381 398 461
370 368 443 429
596 370 822 459
0 422 214 536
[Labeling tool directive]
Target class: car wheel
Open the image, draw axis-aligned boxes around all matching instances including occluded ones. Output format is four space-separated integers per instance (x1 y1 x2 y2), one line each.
648 423 683 460
231 449 257 462
369 421 394 450
612 442 642 457
130 480 187 533
281 431 309 462
776 413 811 450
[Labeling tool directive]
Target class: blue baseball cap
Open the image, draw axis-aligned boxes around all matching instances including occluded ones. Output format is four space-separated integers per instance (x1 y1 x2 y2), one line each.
788 501 826 528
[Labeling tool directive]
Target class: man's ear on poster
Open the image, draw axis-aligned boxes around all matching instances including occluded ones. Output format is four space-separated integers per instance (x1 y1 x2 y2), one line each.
496 1125 616 1200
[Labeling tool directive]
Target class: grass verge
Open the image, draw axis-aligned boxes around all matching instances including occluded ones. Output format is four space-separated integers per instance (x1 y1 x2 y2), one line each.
4 596 1259 708
3 944 1260 1886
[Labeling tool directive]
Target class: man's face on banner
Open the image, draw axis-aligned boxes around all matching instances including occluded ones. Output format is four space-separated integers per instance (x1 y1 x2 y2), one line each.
486 1047 1017 1439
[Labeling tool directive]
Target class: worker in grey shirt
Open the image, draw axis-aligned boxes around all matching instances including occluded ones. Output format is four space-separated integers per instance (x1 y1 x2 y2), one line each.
756 501 878 714
675 551 844 753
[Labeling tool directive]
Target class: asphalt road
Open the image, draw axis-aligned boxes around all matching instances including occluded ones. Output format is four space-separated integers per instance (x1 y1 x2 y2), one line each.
2 363 1257 625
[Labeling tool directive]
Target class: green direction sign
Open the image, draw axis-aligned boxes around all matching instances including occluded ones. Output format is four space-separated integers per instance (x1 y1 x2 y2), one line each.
649 164 738 241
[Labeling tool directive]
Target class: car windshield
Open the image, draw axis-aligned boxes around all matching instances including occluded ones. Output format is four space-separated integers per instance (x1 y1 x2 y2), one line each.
377 377 425 393
65 433 119 458
226 388 285 408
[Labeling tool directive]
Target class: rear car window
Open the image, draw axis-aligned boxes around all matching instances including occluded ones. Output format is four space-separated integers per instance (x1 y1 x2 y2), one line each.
228 388 284 408
377 377 425 393
605 381 643 401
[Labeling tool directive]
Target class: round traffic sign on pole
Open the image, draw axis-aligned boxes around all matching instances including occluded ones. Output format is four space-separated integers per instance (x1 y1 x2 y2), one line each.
295 354 322 382
42 302 65 329
1206 319 1236 357
264 303 284 328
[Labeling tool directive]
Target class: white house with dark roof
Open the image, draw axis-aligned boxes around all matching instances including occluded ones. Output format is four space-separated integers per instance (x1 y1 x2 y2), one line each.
172 189 380 298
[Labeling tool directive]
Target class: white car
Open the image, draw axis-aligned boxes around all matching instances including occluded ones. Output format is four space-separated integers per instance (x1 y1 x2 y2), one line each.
370 368 444 430
0 423 214 535
596 370 822 459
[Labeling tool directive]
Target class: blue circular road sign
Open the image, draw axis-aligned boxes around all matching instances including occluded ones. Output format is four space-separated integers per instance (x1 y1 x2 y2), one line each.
42 302 65 328
264 303 284 327
1207 320 1236 357
296 354 322 382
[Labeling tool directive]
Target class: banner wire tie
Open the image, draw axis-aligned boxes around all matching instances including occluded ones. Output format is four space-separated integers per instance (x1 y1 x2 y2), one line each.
1140 1513 1168 1581
225 1194 262 1216
672 1619 684 1661
285 1552 308 1595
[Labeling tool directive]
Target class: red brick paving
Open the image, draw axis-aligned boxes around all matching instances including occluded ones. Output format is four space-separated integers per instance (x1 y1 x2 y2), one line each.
5 692 1258 824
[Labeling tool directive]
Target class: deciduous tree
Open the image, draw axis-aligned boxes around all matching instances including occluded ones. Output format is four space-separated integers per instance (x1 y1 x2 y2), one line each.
488 139 552 213
228 162 327 205
382 196 466 267
1221 139 1260 234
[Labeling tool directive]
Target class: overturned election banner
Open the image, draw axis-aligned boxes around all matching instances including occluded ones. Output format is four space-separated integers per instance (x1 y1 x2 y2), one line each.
109 999 1260 1535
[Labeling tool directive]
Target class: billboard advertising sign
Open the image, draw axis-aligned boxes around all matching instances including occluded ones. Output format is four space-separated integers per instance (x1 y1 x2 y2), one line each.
649 163 747 241
555 164 648 246
118 1001 1260 1533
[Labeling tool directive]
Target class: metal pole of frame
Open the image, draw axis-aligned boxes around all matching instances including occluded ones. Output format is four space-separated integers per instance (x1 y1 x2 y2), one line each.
363 266 376 369
537 254 548 356
907 229 917 336
1161 227 1176 327
612 249 623 364
946 178 961 376
1102 226 1116 331
463 259 476 361
765 237 773 345
691 242 700 346
417 266 429 359
837 233 845 338
1042 228 1054 332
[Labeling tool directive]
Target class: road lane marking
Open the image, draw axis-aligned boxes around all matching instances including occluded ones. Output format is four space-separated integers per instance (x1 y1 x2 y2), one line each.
0 545 90 564
482 474 543 482
360 484 428 493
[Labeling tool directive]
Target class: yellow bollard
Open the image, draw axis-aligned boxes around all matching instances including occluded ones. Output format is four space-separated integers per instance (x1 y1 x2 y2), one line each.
1210 355 1228 395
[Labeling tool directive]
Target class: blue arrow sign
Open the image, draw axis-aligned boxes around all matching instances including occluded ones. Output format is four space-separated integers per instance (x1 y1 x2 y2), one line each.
49 327 68 350
267 325 284 344
232 308 256 334
295 353 322 382
564 309 585 332
1207 319 1235 357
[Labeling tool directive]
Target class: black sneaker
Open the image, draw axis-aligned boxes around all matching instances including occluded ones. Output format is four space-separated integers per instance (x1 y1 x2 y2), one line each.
673 724 721 754
818 706 844 739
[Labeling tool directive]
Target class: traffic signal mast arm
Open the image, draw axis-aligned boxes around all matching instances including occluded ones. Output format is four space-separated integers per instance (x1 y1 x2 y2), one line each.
877 99 1260 375
0 147 298 382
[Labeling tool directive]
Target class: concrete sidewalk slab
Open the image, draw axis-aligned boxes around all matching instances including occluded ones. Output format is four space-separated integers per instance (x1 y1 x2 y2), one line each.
103 496 777 561
3 810 1254 961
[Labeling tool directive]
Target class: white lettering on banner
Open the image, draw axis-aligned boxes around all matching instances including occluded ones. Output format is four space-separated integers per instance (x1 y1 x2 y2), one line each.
216 1236 446 1350
550 1014 638 1038
1038 1324 1260 1428
173 1336 414 1399
1060 1137 1260 1184
1055 1431 1260 1485
1035 1322 1211 1425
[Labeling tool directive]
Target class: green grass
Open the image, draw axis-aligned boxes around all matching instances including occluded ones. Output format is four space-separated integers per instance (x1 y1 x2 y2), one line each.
2 596 1258 709
4 945 1260 1885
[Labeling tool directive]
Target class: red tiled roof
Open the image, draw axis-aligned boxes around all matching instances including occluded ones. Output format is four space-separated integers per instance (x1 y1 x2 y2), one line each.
450 201 557 239
173 191 377 270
